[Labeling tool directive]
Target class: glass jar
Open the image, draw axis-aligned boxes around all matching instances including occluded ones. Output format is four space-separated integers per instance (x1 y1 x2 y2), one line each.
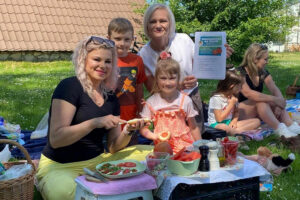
216 138 226 167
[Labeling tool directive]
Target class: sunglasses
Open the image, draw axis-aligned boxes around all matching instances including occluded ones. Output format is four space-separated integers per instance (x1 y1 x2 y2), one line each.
86 36 115 47
259 43 268 50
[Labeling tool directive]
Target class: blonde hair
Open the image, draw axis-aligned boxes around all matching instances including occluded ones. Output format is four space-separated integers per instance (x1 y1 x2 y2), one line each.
72 36 118 101
151 57 180 94
143 3 176 41
240 43 268 81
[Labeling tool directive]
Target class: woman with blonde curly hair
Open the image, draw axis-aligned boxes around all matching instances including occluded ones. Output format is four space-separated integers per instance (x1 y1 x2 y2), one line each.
36 36 150 200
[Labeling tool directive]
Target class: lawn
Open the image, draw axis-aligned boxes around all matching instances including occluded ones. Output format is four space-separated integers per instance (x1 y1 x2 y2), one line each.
0 52 300 199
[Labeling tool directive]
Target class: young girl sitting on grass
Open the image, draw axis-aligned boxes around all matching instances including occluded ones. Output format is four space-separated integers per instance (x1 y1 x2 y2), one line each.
208 67 261 135
140 52 201 153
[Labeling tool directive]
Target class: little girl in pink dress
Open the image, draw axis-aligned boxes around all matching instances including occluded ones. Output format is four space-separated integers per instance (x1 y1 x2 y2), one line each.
140 53 201 153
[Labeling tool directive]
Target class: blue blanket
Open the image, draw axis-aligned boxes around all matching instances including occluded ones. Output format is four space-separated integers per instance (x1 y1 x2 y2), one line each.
10 131 46 160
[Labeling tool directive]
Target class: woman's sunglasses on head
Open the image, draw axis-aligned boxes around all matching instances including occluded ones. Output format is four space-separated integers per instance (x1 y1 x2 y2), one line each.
87 36 115 47
259 43 268 50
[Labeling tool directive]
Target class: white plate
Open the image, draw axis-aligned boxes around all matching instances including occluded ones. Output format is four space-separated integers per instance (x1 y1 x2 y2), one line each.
96 159 146 179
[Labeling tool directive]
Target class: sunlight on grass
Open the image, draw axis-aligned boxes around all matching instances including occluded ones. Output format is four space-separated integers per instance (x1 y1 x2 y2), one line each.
0 53 299 200
0 61 74 129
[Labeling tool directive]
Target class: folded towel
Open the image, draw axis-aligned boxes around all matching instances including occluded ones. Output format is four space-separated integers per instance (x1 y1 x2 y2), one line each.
75 173 157 195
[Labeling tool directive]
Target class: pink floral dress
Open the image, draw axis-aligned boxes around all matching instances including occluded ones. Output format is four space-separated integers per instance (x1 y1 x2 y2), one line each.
144 93 195 154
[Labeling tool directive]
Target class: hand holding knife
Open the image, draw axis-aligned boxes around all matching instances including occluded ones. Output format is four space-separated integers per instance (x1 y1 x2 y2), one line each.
83 168 108 183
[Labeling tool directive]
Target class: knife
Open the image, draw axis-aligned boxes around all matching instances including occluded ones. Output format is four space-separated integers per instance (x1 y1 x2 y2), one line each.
83 168 108 183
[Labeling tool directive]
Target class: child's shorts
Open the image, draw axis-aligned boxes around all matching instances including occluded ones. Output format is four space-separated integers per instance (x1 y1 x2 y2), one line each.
209 119 232 128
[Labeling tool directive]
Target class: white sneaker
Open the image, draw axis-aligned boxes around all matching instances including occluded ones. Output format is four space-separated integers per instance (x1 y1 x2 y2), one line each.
288 153 295 160
288 122 300 135
274 123 297 138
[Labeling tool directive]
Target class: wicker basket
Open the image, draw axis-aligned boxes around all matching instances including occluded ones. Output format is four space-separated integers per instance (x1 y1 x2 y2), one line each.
0 139 36 200
286 75 300 97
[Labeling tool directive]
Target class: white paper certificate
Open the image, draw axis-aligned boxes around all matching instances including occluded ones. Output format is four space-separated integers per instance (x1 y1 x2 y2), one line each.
192 32 226 80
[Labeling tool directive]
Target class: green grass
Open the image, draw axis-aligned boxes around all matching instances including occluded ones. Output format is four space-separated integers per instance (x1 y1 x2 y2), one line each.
0 61 74 130
0 52 300 200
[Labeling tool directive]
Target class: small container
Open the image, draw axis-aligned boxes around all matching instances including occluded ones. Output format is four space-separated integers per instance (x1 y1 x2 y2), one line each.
222 141 239 165
296 89 300 99
146 152 169 171
216 138 226 167
167 157 200 176
0 117 4 126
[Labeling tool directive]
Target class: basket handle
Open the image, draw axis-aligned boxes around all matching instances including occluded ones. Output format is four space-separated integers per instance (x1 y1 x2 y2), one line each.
0 139 35 171
292 75 300 87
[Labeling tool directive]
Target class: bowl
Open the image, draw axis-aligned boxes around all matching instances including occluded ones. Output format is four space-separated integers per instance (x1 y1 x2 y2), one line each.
167 157 200 176
146 152 169 171
193 139 211 148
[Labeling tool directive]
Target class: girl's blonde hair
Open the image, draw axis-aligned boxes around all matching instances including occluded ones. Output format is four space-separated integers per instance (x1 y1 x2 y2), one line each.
213 67 242 97
151 57 180 94
72 36 119 101
143 3 176 41
240 43 268 81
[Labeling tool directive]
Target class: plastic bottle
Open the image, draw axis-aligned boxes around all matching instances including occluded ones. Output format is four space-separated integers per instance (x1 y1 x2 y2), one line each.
296 88 300 99
0 117 4 126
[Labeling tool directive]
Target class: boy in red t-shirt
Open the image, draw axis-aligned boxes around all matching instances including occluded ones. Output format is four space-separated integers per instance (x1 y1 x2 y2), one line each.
108 18 147 145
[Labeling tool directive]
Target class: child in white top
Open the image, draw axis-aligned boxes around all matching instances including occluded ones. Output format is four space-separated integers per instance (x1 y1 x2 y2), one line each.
208 68 260 135
140 52 201 153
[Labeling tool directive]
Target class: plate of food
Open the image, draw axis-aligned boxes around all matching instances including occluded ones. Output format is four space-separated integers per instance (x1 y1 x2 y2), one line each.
96 159 146 179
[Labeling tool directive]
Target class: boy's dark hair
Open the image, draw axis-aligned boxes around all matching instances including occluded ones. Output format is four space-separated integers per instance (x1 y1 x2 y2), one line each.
212 65 242 96
108 18 134 37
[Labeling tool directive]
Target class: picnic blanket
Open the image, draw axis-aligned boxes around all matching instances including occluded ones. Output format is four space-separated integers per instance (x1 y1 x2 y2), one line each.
239 128 273 141
10 131 46 160
238 99 300 140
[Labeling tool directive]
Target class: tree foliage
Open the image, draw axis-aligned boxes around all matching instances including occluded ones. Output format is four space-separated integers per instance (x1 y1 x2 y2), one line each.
145 0 298 62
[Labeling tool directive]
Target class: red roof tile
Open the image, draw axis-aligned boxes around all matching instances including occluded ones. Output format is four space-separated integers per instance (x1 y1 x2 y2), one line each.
0 0 145 51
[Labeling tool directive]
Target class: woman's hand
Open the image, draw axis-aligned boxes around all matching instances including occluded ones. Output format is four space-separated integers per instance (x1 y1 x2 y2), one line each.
225 44 234 59
95 115 126 129
181 75 197 90
122 118 151 135
273 96 286 109
273 106 283 119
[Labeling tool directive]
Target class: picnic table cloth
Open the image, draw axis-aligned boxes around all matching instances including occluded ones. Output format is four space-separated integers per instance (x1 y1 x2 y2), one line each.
155 158 271 200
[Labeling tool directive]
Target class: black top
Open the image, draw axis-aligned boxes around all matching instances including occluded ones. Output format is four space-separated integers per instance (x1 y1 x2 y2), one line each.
42 77 120 163
237 66 270 102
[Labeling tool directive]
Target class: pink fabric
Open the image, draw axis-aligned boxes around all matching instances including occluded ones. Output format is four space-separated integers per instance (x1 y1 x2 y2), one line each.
75 173 157 195
240 128 273 141
150 93 195 154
